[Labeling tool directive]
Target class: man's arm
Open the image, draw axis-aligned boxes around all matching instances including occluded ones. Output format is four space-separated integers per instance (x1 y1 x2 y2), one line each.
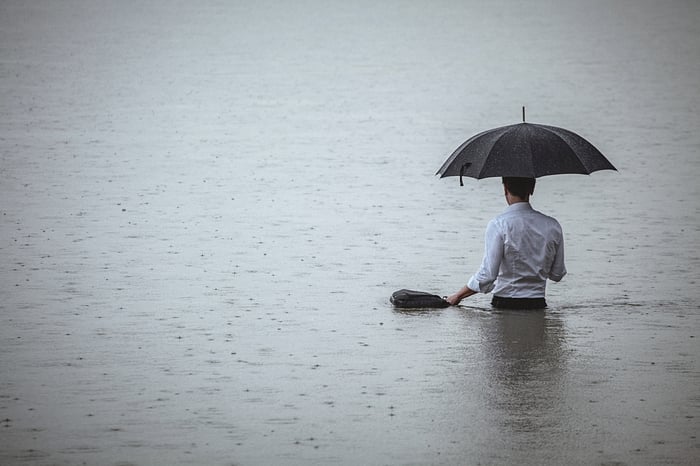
446 220 503 305
446 285 477 305
549 229 566 282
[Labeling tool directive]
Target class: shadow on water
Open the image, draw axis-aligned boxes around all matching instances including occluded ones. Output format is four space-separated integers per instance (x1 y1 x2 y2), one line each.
443 307 572 462
479 310 568 434
392 305 569 438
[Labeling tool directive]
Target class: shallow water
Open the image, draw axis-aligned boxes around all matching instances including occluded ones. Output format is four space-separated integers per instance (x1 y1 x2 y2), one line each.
1 0 699 465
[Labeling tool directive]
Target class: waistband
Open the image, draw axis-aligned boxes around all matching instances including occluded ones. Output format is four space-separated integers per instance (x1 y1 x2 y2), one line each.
491 296 547 310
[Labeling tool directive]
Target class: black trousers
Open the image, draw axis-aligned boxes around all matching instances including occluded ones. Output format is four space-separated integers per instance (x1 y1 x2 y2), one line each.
491 295 547 310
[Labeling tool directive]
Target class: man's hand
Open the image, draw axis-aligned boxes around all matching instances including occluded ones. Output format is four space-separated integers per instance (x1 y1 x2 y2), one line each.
446 286 477 305
445 294 463 306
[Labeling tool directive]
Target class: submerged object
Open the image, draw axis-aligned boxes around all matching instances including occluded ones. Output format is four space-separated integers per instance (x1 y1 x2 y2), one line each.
390 289 450 308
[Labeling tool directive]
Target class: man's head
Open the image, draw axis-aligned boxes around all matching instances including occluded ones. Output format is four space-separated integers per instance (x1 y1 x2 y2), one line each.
502 177 536 201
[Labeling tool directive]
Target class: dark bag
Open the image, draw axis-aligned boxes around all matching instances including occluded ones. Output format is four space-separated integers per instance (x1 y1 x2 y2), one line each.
390 289 450 308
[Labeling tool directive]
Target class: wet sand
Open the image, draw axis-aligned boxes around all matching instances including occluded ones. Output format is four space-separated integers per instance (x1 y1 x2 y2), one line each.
1 0 699 465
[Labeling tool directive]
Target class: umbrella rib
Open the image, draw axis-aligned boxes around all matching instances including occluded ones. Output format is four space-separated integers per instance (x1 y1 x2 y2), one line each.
540 126 590 174
476 125 518 178
436 127 498 176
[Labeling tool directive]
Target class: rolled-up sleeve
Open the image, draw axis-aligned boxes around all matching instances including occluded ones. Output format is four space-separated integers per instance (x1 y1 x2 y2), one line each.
467 219 503 293
548 233 567 282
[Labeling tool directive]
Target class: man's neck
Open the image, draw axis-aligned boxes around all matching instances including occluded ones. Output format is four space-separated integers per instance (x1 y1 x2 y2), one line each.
506 194 529 205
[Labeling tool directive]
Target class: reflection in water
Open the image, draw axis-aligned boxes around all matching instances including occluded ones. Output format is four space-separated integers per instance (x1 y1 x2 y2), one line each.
474 310 569 442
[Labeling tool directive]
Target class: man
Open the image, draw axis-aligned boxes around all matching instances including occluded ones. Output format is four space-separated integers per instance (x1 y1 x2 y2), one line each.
446 177 566 309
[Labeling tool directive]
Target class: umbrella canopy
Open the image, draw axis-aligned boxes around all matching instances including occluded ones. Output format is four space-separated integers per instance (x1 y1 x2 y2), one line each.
436 121 617 184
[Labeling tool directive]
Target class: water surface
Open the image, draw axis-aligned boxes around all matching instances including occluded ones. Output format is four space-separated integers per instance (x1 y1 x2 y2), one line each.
1 0 699 464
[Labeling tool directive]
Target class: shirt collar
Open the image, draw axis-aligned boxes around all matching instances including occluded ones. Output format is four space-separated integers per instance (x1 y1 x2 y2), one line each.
505 201 533 212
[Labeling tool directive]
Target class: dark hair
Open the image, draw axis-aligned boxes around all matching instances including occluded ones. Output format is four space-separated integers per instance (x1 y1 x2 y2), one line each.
502 177 535 198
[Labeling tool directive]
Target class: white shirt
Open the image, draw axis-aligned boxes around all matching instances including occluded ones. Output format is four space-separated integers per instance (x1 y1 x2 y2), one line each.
467 202 566 298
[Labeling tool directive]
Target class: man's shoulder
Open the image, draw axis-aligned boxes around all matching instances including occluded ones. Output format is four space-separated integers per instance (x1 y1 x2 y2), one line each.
531 208 560 221
499 206 562 229
530 207 560 221
531 210 564 235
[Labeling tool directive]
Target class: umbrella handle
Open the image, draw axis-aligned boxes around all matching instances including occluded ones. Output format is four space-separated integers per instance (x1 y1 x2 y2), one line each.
459 163 471 186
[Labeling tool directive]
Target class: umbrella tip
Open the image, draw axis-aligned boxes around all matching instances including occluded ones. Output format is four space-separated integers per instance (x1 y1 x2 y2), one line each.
522 106 526 122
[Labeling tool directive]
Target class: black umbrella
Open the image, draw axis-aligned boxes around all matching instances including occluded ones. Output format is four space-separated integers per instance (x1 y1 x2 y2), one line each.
437 109 616 185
